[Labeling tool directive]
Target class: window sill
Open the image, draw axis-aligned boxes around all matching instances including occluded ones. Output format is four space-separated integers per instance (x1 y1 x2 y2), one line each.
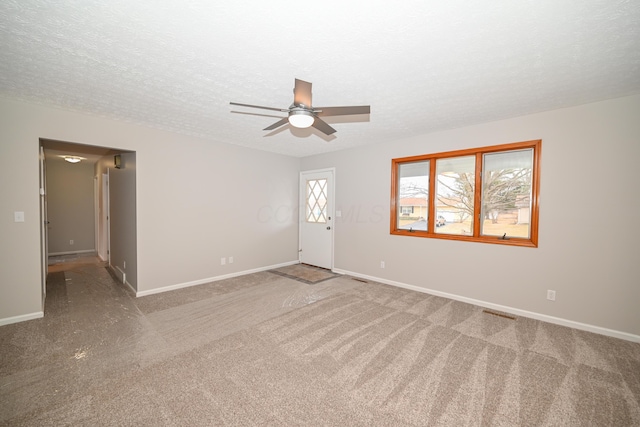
390 229 538 248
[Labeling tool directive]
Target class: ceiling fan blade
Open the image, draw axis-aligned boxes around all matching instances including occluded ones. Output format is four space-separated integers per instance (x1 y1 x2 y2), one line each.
230 102 289 113
231 111 284 119
311 117 336 135
293 79 312 108
263 117 289 131
315 105 371 117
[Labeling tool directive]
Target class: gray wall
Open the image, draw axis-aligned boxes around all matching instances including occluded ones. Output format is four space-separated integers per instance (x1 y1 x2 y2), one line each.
1 93 639 340
0 96 300 323
45 155 96 254
301 94 640 338
106 152 137 291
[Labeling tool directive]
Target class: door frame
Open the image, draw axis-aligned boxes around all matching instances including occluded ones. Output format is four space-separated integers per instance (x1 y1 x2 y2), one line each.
98 172 110 262
38 145 48 308
298 167 335 270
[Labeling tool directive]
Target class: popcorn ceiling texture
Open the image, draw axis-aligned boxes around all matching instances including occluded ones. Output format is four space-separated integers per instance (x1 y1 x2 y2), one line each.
1 0 639 157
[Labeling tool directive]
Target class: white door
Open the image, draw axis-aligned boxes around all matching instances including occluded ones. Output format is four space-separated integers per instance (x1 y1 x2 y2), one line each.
299 169 334 269
39 145 48 307
106 169 111 265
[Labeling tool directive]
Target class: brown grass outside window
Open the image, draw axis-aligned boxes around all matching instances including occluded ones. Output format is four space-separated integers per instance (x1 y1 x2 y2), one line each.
391 140 541 247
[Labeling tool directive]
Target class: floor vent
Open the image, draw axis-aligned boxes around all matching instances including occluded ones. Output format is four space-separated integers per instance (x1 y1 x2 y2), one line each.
483 309 516 320
351 278 368 283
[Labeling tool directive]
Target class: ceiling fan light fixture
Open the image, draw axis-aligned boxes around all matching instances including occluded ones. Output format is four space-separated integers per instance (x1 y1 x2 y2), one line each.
288 110 314 128
230 78 369 136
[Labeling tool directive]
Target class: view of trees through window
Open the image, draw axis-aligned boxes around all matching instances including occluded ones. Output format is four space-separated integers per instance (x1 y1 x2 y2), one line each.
481 149 533 238
391 140 540 247
435 155 476 235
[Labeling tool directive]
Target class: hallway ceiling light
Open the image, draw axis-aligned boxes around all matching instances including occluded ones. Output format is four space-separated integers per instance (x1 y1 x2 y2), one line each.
63 156 83 163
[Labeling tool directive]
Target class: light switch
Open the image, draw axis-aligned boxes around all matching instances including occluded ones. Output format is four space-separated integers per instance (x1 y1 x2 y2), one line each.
14 211 25 222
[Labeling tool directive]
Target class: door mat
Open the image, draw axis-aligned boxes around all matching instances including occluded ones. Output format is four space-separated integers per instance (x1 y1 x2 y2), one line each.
270 264 341 285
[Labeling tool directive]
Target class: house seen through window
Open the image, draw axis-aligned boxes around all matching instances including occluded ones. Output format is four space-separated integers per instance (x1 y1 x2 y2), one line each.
391 140 541 247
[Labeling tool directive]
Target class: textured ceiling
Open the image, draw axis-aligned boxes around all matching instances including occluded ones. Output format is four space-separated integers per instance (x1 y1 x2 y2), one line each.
1 1 639 158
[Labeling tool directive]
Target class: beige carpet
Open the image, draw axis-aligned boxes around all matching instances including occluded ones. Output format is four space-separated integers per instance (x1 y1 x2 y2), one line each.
1 260 639 425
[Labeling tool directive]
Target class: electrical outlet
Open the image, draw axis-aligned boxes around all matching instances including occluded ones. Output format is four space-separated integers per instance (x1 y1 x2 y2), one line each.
229 256 234 264
380 261 385 269
70 240 74 245
221 257 226 265
547 290 556 301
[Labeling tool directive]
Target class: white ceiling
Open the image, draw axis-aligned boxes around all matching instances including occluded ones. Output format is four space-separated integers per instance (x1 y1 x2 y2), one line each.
1 1 639 158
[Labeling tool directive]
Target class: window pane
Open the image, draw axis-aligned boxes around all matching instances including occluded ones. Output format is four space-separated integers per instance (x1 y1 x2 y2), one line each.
306 179 327 223
391 140 540 246
397 161 429 231
435 156 475 235
481 149 533 238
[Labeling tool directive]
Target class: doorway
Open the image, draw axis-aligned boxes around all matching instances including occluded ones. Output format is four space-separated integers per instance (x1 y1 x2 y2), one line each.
38 146 48 308
299 168 335 270
39 139 136 302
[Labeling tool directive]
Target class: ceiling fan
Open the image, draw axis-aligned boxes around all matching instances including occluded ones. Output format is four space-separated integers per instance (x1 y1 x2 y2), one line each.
230 78 370 136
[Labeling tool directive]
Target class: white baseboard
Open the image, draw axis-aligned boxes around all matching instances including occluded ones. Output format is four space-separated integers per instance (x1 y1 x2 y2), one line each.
49 249 96 256
108 265 126 283
116 266 126 284
0 311 44 326
333 268 640 343
107 264 137 296
124 279 136 296
135 260 299 298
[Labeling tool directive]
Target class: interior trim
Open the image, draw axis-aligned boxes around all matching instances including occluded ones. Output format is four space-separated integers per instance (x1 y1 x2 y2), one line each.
333 268 640 343
0 311 44 327
135 260 299 298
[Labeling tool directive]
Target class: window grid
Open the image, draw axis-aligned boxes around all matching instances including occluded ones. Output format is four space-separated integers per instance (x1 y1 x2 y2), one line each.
390 140 541 247
306 179 328 223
